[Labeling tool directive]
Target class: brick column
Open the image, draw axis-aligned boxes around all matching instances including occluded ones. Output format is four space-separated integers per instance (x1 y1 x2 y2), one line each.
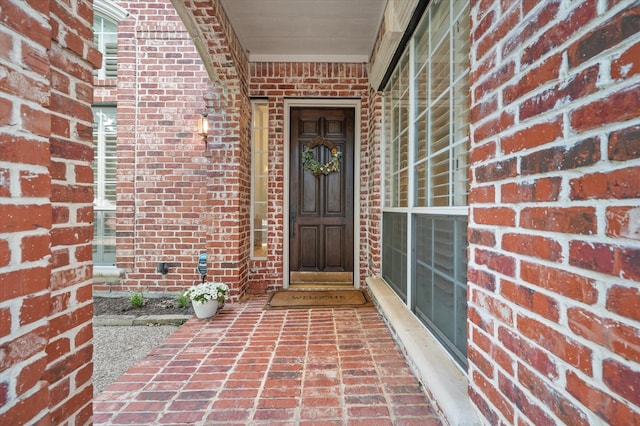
0 1 99 424
468 1 640 424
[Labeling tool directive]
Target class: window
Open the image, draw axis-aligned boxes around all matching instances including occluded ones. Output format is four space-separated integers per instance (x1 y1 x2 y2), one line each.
93 15 118 79
382 0 470 367
93 107 117 265
92 2 125 270
382 213 408 301
251 101 269 259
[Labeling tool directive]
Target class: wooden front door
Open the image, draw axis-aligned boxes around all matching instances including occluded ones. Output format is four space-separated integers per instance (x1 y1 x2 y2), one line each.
289 107 354 286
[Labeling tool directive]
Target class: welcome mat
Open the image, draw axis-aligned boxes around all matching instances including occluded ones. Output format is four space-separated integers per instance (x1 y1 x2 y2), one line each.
265 290 373 309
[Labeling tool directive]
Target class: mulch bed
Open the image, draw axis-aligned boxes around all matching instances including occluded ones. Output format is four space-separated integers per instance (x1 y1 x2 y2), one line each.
93 296 194 316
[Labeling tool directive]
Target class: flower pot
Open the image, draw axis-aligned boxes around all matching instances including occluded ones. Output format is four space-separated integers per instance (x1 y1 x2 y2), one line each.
192 299 219 319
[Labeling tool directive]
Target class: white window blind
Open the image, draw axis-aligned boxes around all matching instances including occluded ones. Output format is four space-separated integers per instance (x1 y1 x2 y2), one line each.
93 16 118 80
413 0 469 208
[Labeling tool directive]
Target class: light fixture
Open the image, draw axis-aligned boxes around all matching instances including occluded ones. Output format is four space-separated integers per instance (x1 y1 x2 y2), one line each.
198 84 226 146
197 110 209 142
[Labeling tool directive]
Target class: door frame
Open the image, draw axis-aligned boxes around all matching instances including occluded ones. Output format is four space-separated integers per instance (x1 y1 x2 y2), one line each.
283 98 362 289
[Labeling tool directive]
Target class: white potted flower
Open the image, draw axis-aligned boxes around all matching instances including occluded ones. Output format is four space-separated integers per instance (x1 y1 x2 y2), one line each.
184 281 228 318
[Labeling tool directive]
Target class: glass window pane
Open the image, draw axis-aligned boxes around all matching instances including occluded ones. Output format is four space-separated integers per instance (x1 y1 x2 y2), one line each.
431 37 451 102
93 209 116 266
415 161 428 206
455 284 467 354
433 274 455 337
382 213 408 302
453 78 469 142
413 214 468 366
433 218 455 274
431 150 450 206
254 202 267 221
399 168 409 207
453 4 470 80
253 230 267 258
415 261 433 319
105 134 117 204
452 139 468 206
431 0 450 48
251 102 269 259
415 109 428 163
254 155 267 177
384 50 412 209
93 106 117 266
414 19 430 69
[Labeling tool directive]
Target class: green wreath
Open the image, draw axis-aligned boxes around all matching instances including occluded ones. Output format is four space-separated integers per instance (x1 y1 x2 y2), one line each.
302 137 342 177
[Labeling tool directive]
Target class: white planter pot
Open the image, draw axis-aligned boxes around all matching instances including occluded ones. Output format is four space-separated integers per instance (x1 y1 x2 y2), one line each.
192 299 219 319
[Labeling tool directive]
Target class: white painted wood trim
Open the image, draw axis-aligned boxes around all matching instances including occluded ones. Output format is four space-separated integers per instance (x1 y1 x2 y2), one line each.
94 0 129 22
249 54 369 63
368 0 420 89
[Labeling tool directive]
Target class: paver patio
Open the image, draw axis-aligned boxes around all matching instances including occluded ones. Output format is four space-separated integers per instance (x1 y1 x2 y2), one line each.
93 294 444 425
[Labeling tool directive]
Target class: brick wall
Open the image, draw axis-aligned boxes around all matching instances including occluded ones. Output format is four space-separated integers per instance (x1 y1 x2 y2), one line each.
92 1 216 294
186 0 252 300
468 0 640 424
97 1 383 299
0 0 99 424
90 0 258 301
365 86 384 278
248 62 374 291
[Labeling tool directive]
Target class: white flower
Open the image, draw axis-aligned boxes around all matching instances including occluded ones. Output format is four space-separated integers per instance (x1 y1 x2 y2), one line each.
184 281 228 303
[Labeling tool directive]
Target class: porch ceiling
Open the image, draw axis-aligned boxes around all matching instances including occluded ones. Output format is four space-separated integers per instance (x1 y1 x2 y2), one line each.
219 0 387 63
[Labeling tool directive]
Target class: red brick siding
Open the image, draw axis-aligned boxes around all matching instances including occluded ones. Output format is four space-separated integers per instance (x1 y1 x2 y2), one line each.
363 9 385 277
248 62 375 291
92 1 218 295
188 0 252 300
468 0 640 424
92 0 260 301
98 1 383 299
0 0 98 424
365 87 383 277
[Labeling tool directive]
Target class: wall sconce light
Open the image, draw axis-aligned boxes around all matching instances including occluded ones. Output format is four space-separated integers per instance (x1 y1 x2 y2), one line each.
198 85 226 146
197 111 209 142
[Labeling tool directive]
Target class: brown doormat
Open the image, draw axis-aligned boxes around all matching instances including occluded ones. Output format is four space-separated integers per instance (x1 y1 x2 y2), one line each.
265 290 373 309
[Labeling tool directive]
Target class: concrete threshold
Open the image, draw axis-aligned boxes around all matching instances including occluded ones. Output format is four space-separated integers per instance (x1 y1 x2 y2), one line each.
366 277 482 426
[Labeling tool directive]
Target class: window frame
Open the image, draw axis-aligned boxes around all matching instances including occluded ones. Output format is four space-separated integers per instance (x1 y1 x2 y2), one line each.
382 0 470 368
250 100 269 260
92 105 117 267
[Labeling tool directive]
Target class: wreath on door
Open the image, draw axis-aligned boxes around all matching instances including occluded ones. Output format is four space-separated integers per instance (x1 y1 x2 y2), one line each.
302 137 342 177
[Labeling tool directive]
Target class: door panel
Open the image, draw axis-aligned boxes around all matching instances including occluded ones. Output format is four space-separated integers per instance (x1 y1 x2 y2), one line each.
300 226 319 268
325 226 344 268
290 107 354 284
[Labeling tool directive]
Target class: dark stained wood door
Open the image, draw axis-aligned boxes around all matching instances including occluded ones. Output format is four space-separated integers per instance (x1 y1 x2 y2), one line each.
290 107 354 284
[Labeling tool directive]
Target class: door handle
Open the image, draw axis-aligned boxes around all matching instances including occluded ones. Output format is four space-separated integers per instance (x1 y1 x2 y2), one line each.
290 215 296 239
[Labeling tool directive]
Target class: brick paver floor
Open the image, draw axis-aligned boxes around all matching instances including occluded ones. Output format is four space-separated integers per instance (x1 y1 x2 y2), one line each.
93 295 443 425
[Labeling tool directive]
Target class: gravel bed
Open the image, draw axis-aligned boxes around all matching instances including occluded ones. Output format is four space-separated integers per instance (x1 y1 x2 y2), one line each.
93 325 177 395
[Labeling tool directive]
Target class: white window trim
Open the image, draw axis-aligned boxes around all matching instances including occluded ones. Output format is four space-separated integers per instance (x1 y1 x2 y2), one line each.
93 265 123 282
94 0 129 22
